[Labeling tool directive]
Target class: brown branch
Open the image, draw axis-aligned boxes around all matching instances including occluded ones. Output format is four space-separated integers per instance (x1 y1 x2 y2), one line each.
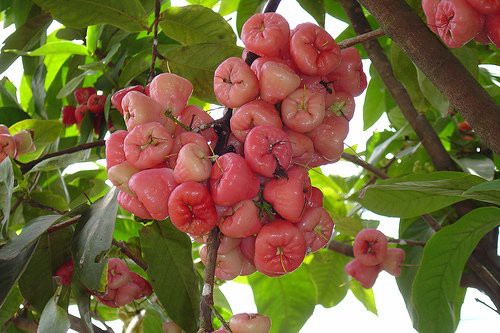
475 298 500 315
341 152 389 179
147 0 162 84
328 240 354 257
338 28 385 49
357 0 500 154
112 239 148 271
47 215 81 233
387 237 426 247
26 199 67 215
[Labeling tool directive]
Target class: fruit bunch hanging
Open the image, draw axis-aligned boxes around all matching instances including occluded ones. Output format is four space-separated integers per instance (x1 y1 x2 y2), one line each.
61 87 110 134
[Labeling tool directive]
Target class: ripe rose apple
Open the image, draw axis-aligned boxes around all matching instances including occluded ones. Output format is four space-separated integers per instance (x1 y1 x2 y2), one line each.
0 134 16 161
121 91 175 132
74 104 88 125
61 105 77 126
297 207 334 252
241 12 290 57
117 191 153 220
168 182 217 235
307 114 349 162
0 125 9 135
259 61 301 104
107 161 140 194
284 129 314 166
214 57 259 108
299 75 336 107
218 200 262 238
422 0 442 33
240 235 256 265
326 47 367 97
74 87 96 104
111 85 144 115
87 94 106 113
129 168 177 221
381 247 406 277
226 133 244 155
105 130 128 170
244 125 293 178
465 0 500 14
327 91 355 121
114 282 142 307
177 105 217 147
250 56 285 78
230 100 283 142
200 245 244 280
173 143 212 183
13 130 35 156
124 122 173 169
254 219 307 276
128 272 153 298
148 73 193 117
353 229 388 266
290 23 341 75
229 313 271 333
307 186 323 208
168 132 210 168
345 259 381 289
281 87 326 133
486 13 500 47
107 258 130 289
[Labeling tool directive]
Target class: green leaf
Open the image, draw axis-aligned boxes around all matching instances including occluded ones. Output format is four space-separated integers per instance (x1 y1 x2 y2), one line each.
118 48 151 86
355 172 484 218
28 149 92 174
219 0 240 15
333 216 364 237
0 78 21 108
160 5 236 45
0 107 30 128
86 25 102 54
416 67 449 116
0 159 14 240
57 70 98 99
6 41 90 56
38 291 71 333
324 1 349 22
236 0 266 36
71 187 118 292
73 282 94 333
32 0 148 32
159 43 243 103
412 207 500 333
462 179 500 205
249 266 317 333
297 0 325 27
455 154 495 181
363 68 386 130
350 280 377 315
0 287 22 327
368 124 409 164
140 220 200 333
309 250 350 307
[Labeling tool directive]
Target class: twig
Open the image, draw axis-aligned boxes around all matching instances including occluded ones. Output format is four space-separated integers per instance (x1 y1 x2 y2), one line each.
338 28 385 49
474 298 500 315
25 199 67 215
208 303 233 333
47 215 81 233
164 111 191 132
147 0 162 84
112 239 148 271
341 152 389 179
387 237 426 247
328 240 354 257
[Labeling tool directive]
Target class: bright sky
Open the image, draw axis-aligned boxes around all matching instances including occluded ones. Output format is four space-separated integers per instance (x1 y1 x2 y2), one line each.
1 0 499 332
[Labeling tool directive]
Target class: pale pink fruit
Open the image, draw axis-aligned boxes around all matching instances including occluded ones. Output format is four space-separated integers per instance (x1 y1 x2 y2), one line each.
218 200 262 238
177 105 217 147
216 235 242 255
327 91 355 121
168 132 210 168
297 207 334 252
381 247 406 277
124 122 173 169
129 168 178 221
241 13 290 57
111 85 144 115
284 129 314 165
117 191 153 220
173 143 212 183
422 0 442 33
0 124 10 135
122 91 176 132
250 56 285 78
240 236 256 265
0 134 17 162
105 130 128 170
13 130 35 156
240 256 257 276
326 47 367 97
214 57 259 108
107 258 130 289
281 88 326 133
345 259 381 288
129 272 152 298
148 73 193 117
114 282 142 306
299 75 336 107
229 313 271 333
200 245 244 280
107 161 140 194
230 100 282 142
259 61 301 104
353 229 388 266
306 114 348 161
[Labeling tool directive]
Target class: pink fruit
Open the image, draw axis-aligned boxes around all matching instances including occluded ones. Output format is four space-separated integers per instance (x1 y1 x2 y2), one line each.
299 75 336 107
54 259 74 286
105 130 128 170
296 207 334 252
173 143 212 183
345 259 381 289
216 235 242 255
226 133 244 155
168 182 217 236
241 13 290 57
250 56 285 78
168 132 210 168
129 168 178 221
423 0 442 33
290 23 341 75
353 229 388 266
230 100 282 142
218 200 262 238
114 282 141 306
244 125 293 178
254 219 306 276
122 91 175 132
124 122 173 169
111 85 144 115
117 191 153 220
229 313 271 333
306 114 349 162
435 0 485 48
0 125 9 135
326 47 367 97
381 247 406 277
200 245 244 280
75 104 88 125
486 13 500 47
307 186 323 208
107 258 130 289
74 87 97 104
259 61 301 104
0 134 16 162
13 130 35 156
107 161 140 194
129 272 153 298
263 166 311 222
327 91 355 121
284 129 314 165
177 105 217 147
61 105 77 126
214 57 259 108
465 0 500 14
240 236 256 265
148 73 193 117
209 153 260 206
281 87 326 133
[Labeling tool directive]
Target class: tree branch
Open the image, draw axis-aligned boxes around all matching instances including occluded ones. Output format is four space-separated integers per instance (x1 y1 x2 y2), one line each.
147 0 162 84
112 239 148 271
341 152 389 179
47 215 81 233
338 28 385 49
328 240 354 257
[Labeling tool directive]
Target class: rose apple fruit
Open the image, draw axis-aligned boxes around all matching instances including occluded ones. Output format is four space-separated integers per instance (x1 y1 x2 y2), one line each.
241 12 290 57
214 57 259 108
353 229 388 266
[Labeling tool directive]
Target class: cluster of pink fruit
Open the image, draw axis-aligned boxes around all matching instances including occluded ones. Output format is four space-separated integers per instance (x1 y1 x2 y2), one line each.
345 229 406 288
55 258 152 308
0 124 35 163
61 87 109 133
423 0 499 48
163 313 271 333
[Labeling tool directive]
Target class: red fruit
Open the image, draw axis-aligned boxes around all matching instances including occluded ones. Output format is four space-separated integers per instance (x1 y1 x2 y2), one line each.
327 91 355 121
244 125 293 178
87 94 106 113
486 13 500 47
381 247 406 277
307 187 323 208
254 219 307 276
281 87 326 133
111 85 144 115
345 259 381 289
74 87 97 104
129 168 178 221
214 57 259 108
107 258 130 289
457 121 473 131
93 112 104 134
117 191 153 220
240 236 256 265
167 182 217 236
296 207 334 252
240 256 257 276
284 129 314 166
259 61 301 104
61 105 77 126
199 245 244 280
353 229 388 266
209 153 260 207
263 166 312 222
148 73 193 117
177 105 218 147
129 272 153 298
173 143 212 183
229 313 272 333
122 91 176 132
230 100 282 143
290 23 341 76
54 259 74 286
218 200 262 238
226 133 244 156
0 134 16 162
422 0 442 33
105 130 128 170
435 0 485 48
465 0 500 14
299 75 336 107
241 13 290 57
114 282 141 307
326 47 367 97
75 104 88 125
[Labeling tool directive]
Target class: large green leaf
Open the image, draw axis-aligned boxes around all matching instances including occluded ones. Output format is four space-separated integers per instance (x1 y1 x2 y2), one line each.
38 291 70 333
350 280 377 315
0 159 14 240
455 154 495 181
118 48 151 86
416 67 449 116
333 216 365 237
236 0 266 36
0 287 22 327
160 5 236 45
462 179 500 205
412 207 500 333
140 220 200 333
159 43 243 103
368 124 409 164
297 0 325 27
0 107 31 127
355 172 484 218
7 41 90 56
363 67 386 130
28 150 92 174
309 250 350 307
32 0 148 32
71 187 118 292
249 266 317 333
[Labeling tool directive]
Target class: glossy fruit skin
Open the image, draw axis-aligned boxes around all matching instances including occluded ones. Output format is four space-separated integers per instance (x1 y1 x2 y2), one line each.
87 94 106 113
124 122 173 170
307 114 349 162
263 166 311 222
244 125 293 178
54 259 74 286
200 245 244 280
209 153 260 206
307 186 323 208
327 47 367 97
214 57 259 108
111 85 144 115
148 73 193 117
344 259 381 288
290 23 341 76
169 132 210 168
254 219 307 276
327 91 355 121
281 87 326 133
107 161 139 194
173 142 212 183
465 0 500 14
218 200 262 238
177 105 217 147
259 61 301 104
0 125 9 135
168 182 217 236
75 104 88 125
117 191 153 220
241 12 290 57
128 272 153 298
423 0 442 33
229 313 272 333
457 121 473 132
122 91 175 132
486 13 500 47
62 105 77 126
240 235 256 265
353 229 388 266
129 168 178 220
74 87 97 104
230 100 282 143
105 130 128 170
296 207 334 252
381 247 406 277
107 258 130 289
